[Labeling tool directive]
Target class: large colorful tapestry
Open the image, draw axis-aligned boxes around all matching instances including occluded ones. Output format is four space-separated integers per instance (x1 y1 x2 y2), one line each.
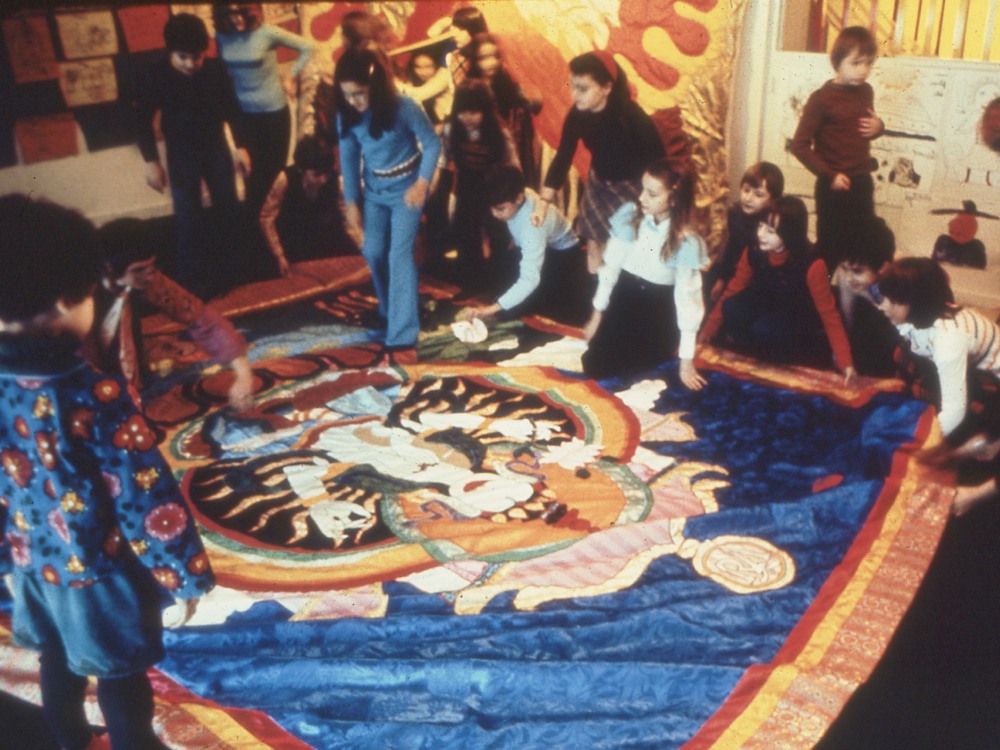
0 257 953 748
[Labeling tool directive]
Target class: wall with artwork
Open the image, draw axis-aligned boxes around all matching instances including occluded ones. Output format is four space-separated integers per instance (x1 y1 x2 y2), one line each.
2 1 997 311
0 1 747 235
750 8 1000 308
0 4 303 223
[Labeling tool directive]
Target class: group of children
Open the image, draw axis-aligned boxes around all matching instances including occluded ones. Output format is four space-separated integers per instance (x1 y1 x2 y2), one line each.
3 14 1000 750
452 25 1000 520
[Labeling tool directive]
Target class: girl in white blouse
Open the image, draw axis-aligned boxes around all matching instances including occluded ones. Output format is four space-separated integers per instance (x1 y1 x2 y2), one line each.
877 258 1000 514
582 158 708 388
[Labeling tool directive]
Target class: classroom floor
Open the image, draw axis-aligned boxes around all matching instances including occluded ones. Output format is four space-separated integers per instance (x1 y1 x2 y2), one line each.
2 214 999 749
816 495 1000 749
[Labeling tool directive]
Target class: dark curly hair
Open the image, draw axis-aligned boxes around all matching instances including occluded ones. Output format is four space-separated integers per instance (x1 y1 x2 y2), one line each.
293 135 335 174
163 12 209 54
484 164 526 207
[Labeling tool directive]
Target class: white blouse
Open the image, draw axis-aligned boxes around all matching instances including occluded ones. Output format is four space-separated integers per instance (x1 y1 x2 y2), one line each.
593 203 708 360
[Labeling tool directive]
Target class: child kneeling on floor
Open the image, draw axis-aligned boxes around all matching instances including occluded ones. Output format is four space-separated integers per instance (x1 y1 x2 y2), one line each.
699 196 857 386
581 157 708 387
0 194 214 750
458 164 591 327
834 215 900 378
876 258 1000 515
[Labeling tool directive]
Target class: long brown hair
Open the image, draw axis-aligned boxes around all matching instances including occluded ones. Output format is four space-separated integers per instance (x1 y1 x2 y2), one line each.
334 47 398 139
634 158 696 260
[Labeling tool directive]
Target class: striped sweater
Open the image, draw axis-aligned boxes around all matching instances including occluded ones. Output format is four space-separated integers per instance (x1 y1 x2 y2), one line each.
897 307 1000 435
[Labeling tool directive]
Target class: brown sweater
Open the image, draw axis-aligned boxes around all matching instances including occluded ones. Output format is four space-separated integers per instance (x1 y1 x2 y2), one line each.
790 80 881 179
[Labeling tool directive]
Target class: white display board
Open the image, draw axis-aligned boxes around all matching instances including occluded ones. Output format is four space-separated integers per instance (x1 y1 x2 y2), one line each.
761 51 1000 309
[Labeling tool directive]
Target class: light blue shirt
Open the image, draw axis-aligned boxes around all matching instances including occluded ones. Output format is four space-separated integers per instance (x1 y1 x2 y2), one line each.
338 95 441 205
216 25 315 113
593 202 708 359
498 189 578 310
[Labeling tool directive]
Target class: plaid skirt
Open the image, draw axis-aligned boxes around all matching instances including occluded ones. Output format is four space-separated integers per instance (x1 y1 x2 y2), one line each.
575 171 642 245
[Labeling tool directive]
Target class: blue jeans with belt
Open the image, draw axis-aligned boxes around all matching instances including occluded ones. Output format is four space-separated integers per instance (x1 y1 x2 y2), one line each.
361 178 424 348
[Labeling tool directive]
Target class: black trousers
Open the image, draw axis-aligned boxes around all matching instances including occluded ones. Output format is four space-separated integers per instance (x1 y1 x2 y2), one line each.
241 106 292 219
814 171 875 267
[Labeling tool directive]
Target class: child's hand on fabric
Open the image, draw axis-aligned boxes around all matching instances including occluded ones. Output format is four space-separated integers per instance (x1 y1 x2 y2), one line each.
404 178 430 208
831 173 851 191
679 359 707 391
162 597 199 629
459 303 500 321
842 366 858 387
145 161 167 193
858 108 882 138
583 310 602 342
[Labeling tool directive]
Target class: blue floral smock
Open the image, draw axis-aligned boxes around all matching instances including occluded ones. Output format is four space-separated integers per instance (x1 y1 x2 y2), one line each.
0 334 213 599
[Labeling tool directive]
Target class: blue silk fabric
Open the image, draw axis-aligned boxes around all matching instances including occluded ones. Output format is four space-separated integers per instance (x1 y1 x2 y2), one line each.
157 360 928 749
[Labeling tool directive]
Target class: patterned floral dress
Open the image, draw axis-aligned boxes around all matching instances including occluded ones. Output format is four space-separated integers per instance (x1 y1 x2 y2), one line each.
0 333 212 611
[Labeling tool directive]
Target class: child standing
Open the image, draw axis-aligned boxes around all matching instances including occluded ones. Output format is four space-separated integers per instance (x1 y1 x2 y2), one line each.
700 196 857 385
581 158 708 388
0 195 214 750
533 52 666 273
442 79 520 292
467 33 541 188
212 4 315 219
705 162 784 303
399 6 490 106
448 6 490 85
790 25 883 266
335 47 440 360
134 13 249 300
876 258 1000 515
405 48 453 128
458 165 590 326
